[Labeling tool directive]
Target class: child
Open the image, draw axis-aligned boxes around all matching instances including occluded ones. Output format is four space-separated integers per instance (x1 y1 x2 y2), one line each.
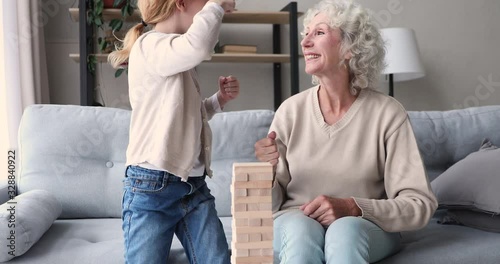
108 0 237 263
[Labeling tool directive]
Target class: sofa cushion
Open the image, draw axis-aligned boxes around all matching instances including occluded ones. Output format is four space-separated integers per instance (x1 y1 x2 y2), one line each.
5 219 125 264
408 106 500 182
0 190 62 262
376 210 500 263
4 217 233 264
208 110 274 216
431 139 500 214
18 105 130 218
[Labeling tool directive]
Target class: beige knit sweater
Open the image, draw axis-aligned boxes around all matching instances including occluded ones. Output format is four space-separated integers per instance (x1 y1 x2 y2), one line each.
126 3 224 180
271 86 437 232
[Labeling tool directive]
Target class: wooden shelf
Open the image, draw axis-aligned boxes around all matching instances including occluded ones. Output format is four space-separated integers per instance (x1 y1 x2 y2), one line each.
210 54 291 63
69 53 292 63
69 8 302 24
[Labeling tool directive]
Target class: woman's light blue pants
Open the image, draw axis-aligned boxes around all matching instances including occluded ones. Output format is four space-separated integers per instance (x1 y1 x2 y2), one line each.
274 210 401 264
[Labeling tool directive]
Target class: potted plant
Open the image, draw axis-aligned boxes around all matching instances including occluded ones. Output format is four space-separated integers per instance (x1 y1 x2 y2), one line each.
86 0 136 76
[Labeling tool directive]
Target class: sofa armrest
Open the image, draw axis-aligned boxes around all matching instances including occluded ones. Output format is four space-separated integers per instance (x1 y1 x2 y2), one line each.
0 190 62 262
0 183 11 204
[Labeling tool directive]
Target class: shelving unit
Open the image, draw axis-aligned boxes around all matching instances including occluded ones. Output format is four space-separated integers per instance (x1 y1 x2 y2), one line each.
71 1 301 109
69 53 292 63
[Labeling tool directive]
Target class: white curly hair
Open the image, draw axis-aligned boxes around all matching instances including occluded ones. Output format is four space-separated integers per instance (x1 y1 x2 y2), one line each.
303 0 386 91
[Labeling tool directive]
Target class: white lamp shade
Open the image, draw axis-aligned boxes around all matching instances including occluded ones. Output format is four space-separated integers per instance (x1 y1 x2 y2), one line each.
381 28 425 82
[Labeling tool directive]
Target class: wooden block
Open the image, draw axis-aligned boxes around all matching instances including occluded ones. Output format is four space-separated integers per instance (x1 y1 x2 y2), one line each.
233 188 248 197
234 196 272 204
259 189 272 196
262 232 273 241
233 249 249 257
233 172 273 182
261 248 274 256
233 163 273 181
234 218 249 226
233 241 273 249
233 162 273 172
248 172 274 181
235 233 249 243
249 218 262 226
247 203 260 211
236 226 273 234
249 233 262 242
243 202 272 211
234 256 274 263
233 172 249 182
247 189 261 196
233 211 272 219
233 203 247 212
259 203 272 211
248 188 272 196
233 180 272 189
246 248 273 257
261 218 273 226
249 249 262 257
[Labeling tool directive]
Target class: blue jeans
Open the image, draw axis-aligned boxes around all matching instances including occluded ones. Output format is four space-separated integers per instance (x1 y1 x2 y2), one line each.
274 210 401 264
122 166 230 264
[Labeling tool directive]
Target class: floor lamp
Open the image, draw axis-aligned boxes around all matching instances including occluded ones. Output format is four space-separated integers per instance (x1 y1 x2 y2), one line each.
381 28 425 97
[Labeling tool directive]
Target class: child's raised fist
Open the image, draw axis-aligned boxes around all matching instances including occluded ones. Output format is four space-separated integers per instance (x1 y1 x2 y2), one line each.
209 0 236 13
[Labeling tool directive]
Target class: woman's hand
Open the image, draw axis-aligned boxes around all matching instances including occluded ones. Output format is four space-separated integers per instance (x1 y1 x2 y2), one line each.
254 131 279 166
209 0 236 13
300 196 362 226
217 75 239 107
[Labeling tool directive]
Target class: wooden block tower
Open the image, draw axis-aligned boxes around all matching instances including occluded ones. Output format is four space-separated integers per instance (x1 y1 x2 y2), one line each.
231 163 274 264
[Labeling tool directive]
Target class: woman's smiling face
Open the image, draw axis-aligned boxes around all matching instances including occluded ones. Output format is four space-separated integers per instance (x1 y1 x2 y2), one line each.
301 12 349 78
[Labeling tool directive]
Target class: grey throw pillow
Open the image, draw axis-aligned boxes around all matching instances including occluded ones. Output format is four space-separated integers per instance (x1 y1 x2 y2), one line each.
431 139 500 214
0 190 62 262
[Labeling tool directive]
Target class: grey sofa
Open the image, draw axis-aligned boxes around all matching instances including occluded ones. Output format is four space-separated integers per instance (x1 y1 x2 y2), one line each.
1 104 499 263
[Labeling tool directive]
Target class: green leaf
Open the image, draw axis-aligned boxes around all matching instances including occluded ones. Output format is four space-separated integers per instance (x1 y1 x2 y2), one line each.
95 17 103 26
109 19 123 31
116 20 124 31
113 0 124 7
87 55 97 75
98 37 107 51
121 5 127 17
127 5 134 16
95 0 104 14
115 68 125 78
109 18 119 28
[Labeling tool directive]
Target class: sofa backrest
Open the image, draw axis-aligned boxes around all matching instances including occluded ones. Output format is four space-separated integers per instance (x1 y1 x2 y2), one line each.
207 110 274 217
19 105 130 218
18 105 273 218
18 104 500 218
408 105 500 181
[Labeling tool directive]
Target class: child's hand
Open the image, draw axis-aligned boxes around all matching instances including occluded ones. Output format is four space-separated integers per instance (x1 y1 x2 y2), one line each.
209 0 236 13
217 76 239 106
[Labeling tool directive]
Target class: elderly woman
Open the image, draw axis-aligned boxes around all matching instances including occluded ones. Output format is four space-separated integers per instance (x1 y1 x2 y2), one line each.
254 0 437 263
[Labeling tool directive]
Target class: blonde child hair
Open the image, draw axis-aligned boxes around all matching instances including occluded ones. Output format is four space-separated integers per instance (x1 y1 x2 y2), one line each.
108 0 178 68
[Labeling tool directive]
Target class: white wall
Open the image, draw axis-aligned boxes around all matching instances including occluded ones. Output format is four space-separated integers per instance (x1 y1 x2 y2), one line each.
45 0 500 111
